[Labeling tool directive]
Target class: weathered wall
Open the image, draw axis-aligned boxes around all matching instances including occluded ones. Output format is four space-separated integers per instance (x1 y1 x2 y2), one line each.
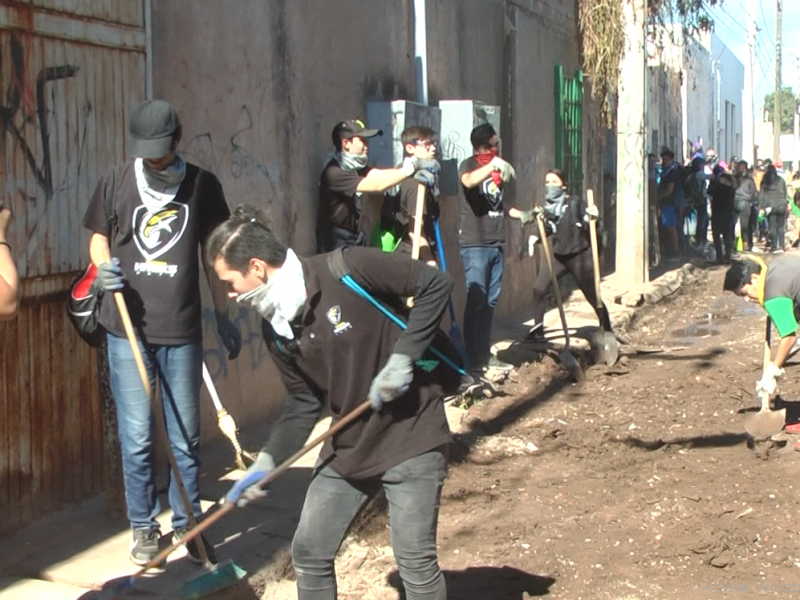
711 33 744 163
151 0 588 426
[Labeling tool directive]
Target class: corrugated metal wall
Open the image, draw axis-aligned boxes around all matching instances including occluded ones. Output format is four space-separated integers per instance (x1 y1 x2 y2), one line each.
0 1 145 534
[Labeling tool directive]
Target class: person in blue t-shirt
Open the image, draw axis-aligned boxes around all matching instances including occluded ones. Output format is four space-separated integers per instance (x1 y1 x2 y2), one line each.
658 149 681 261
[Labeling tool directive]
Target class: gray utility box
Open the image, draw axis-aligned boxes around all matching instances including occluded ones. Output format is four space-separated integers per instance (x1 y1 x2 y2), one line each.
366 100 442 168
438 100 501 196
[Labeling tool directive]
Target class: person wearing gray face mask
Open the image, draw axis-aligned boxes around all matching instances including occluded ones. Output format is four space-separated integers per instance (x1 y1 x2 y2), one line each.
527 168 614 343
317 119 436 253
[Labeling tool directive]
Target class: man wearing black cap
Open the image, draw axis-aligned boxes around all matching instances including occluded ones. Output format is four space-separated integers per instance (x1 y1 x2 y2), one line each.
317 118 436 252
82 99 241 566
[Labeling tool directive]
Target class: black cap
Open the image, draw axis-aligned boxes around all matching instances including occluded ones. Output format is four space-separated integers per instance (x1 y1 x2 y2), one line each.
331 119 383 147
660 148 674 159
129 100 181 159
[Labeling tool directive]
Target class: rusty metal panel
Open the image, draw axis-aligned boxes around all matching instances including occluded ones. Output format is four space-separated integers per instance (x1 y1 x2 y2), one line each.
0 28 145 279
15 0 144 28
0 2 145 534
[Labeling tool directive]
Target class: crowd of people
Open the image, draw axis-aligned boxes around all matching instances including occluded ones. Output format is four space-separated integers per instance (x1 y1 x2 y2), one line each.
652 146 800 265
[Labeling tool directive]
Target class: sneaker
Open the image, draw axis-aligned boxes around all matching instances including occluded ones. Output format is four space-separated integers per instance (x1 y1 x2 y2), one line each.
795 440 800 453
484 355 513 372
773 249 785 254
130 527 161 566
525 323 547 343
785 422 800 434
173 527 218 565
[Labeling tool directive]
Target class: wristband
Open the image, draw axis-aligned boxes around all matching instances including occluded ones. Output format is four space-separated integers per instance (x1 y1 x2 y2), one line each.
0 242 10 251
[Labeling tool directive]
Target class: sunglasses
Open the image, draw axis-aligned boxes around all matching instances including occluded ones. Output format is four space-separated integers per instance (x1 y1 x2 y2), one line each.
414 140 437 150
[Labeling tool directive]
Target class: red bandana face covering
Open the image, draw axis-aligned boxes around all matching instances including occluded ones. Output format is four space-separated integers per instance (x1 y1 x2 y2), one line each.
475 149 501 186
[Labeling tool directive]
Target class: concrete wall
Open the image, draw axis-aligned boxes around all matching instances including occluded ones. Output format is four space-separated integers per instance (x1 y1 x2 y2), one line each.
151 0 589 432
711 33 744 163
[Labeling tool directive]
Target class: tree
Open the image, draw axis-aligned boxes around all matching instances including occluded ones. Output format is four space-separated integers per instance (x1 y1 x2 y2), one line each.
763 87 796 135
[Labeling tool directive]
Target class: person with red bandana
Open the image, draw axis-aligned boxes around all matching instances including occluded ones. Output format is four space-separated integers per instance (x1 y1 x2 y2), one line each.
458 123 533 374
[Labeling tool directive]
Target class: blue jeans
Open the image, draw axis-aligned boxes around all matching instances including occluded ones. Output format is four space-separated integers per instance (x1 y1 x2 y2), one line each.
107 334 203 530
292 449 447 600
460 246 505 369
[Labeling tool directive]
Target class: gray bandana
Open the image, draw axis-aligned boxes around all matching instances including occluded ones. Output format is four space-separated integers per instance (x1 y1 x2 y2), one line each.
544 185 568 221
142 154 187 193
334 151 368 172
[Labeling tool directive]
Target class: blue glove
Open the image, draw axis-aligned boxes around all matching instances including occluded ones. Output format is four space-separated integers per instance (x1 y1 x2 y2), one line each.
98 258 124 291
215 310 242 360
413 169 436 187
368 353 413 411
224 451 274 507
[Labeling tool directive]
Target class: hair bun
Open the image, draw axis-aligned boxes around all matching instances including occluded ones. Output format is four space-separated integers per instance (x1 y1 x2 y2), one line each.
232 204 270 228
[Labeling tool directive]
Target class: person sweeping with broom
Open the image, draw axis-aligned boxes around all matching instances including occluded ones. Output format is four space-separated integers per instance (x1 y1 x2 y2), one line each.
210 204 456 600
527 169 614 345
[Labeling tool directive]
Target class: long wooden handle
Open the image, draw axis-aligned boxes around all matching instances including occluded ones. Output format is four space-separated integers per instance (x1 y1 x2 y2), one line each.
131 398 374 578
760 317 772 412
411 183 426 260
113 292 151 398
536 215 571 346
586 189 603 309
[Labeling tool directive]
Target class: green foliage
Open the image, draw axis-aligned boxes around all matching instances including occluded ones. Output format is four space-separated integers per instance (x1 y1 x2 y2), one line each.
579 0 721 127
763 87 796 135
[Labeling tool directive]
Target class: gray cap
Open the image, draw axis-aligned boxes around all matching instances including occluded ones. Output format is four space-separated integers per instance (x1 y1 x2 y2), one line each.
129 100 181 159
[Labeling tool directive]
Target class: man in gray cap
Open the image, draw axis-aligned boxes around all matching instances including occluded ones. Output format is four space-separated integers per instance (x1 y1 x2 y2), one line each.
82 99 241 566
317 118 437 252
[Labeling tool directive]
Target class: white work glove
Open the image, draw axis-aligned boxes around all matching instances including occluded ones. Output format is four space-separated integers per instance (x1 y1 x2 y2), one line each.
756 363 784 396
489 156 516 182
224 451 275 507
368 353 413 411
584 204 600 221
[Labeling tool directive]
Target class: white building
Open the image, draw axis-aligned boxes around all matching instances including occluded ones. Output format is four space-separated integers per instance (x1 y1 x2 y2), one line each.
711 33 745 163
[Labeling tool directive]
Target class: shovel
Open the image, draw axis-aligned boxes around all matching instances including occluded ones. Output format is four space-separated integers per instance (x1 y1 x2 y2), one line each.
535 214 585 384
586 190 619 366
745 316 786 439
202 361 256 471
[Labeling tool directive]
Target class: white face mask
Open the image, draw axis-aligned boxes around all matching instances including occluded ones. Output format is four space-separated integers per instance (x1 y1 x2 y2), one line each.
235 249 307 339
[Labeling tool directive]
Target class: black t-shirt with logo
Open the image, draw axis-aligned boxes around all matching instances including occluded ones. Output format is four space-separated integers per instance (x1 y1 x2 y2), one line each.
317 160 370 249
395 177 439 255
82 161 230 344
458 156 506 247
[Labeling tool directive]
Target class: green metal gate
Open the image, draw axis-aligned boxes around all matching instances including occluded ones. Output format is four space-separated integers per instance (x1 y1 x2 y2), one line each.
555 66 583 192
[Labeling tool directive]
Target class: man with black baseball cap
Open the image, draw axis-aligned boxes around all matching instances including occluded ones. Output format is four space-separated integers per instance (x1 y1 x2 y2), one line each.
82 99 241 566
317 118 437 252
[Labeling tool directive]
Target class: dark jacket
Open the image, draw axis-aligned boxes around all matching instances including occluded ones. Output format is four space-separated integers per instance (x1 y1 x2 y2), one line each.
548 194 592 256
261 247 454 480
734 175 758 210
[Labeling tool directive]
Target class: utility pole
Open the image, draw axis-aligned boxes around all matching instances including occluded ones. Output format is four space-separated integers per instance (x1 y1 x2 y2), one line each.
615 0 647 284
773 0 782 162
743 0 756 165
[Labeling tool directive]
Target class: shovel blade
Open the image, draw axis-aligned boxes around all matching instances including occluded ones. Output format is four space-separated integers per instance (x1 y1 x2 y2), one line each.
588 330 620 367
745 408 786 440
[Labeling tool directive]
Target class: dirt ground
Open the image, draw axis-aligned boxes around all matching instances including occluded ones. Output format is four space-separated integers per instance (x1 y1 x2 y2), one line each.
252 261 800 600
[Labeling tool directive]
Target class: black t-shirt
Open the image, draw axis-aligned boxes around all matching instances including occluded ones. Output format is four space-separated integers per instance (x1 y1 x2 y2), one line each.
395 177 439 255
82 161 229 344
708 178 735 212
458 156 507 247
263 248 453 479
317 160 370 249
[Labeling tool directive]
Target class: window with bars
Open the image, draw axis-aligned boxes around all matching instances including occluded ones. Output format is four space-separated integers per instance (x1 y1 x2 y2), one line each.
555 66 584 192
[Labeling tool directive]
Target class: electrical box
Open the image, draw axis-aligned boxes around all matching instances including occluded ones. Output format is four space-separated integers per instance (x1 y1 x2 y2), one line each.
366 100 442 168
438 100 501 196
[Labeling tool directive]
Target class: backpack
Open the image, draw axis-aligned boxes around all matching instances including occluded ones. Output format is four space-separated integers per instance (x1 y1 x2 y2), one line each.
683 169 704 209
370 190 405 252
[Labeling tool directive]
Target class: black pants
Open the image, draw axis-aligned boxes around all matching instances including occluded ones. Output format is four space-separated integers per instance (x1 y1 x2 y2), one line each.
768 209 786 251
532 248 613 332
711 208 735 262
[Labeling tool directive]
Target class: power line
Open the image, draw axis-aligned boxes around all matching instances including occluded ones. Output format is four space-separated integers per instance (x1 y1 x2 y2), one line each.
758 0 775 51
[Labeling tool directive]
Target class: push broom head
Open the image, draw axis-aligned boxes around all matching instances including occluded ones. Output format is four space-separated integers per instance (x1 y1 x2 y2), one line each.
180 559 248 599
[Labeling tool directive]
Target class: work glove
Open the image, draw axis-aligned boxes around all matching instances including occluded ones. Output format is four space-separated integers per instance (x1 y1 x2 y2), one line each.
532 205 545 216
224 451 275 507
756 363 784 396
413 169 436 187
517 209 535 225
584 204 600 221
215 310 242 360
368 353 414 411
98 258 124 292
489 156 516 182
